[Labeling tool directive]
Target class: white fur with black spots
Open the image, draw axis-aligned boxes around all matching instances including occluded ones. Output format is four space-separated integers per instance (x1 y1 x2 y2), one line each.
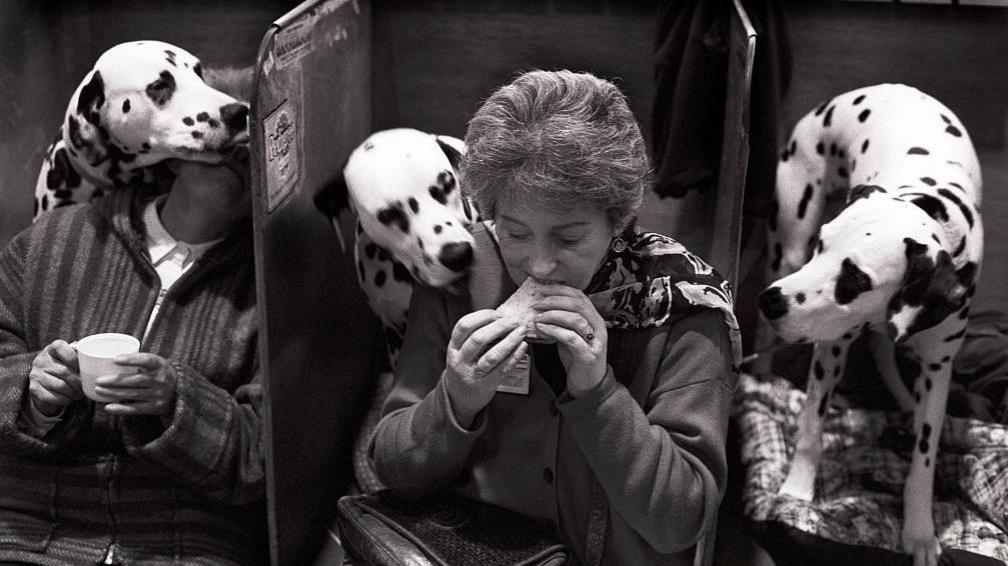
34 40 251 218
753 83 982 566
313 128 479 493
314 128 479 368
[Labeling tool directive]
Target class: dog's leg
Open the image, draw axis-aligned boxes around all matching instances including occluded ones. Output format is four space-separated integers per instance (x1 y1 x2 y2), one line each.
867 328 916 412
779 337 851 500
902 331 959 566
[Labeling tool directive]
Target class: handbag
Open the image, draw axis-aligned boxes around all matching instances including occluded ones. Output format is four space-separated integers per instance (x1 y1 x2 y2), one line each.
336 490 571 566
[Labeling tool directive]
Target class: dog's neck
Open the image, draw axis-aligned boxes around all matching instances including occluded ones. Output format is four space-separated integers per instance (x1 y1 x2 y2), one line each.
159 163 250 244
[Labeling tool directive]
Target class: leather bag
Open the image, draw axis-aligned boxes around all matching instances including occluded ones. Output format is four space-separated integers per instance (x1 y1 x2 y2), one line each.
336 490 571 566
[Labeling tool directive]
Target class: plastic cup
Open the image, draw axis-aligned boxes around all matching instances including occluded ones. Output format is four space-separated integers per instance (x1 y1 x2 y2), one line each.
75 333 140 402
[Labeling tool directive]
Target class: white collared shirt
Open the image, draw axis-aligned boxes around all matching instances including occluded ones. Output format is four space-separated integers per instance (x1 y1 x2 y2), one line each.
20 197 220 436
141 196 219 340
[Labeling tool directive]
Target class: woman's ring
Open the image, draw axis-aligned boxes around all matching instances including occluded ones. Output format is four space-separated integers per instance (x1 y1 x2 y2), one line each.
473 367 488 377
585 331 595 342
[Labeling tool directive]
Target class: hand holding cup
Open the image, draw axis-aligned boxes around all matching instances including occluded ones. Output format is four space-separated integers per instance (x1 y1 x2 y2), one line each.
94 351 178 417
75 333 141 403
28 340 84 417
75 333 177 417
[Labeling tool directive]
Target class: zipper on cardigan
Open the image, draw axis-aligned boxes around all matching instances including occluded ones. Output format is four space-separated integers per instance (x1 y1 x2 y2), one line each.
141 253 210 347
102 542 118 564
142 287 169 343
102 456 121 565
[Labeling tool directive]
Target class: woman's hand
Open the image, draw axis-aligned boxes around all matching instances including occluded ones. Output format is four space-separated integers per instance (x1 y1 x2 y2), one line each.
28 340 84 417
444 310 528 428
534 285 608 397
96 353 177 418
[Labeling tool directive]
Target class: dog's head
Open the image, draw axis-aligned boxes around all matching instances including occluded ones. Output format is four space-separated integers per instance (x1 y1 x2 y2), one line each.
62 40 250 188
315 128 476 288
758 187 976 343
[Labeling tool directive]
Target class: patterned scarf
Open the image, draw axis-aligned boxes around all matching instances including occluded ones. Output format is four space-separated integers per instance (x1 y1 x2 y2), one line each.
584 224 742 371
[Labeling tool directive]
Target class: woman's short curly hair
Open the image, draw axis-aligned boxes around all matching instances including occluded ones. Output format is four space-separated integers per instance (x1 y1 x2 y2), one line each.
461 70 650 230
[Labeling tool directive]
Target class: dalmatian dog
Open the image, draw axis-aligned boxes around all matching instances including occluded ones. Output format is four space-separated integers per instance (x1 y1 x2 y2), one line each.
314 128 477 491
754 83 982 566
34 40 250 218
314 127 478 368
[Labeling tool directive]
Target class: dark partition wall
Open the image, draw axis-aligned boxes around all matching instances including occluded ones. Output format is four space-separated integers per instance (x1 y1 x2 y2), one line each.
708 0 756 292
249 1 379 564
371 1 657 142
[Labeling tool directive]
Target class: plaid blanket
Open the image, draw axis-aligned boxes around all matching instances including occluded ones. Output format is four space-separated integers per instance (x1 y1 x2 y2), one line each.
734 373 1008 561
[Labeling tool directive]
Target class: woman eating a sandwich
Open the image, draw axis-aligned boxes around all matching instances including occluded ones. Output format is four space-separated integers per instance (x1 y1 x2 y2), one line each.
371 69 741 565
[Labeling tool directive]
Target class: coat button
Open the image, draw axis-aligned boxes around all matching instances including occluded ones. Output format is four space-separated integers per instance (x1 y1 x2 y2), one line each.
543 467 554 484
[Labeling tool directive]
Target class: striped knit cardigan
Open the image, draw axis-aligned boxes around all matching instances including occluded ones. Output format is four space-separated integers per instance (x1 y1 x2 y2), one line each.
0 189 266 565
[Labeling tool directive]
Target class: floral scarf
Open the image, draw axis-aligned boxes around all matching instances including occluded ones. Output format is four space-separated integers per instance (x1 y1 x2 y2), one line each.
584 224 743 371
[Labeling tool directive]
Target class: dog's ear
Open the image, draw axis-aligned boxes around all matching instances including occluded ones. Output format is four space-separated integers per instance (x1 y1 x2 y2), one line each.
77 70 105 126
886 237 976 342
65 70 108 166
435 135 465 172
314 168 351 252
847 184 887 204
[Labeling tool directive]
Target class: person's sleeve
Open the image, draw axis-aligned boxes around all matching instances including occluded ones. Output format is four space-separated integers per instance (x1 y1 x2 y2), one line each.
121 358 265 506
559 308 737 554
16 397 64 437
0 231 91 453
371 283 485 495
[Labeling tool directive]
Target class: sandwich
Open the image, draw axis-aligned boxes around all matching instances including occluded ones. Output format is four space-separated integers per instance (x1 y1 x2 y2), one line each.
497 278 554 344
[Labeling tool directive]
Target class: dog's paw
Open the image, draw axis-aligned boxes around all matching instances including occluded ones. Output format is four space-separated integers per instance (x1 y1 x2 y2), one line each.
903 497 940 566
902 527 940 566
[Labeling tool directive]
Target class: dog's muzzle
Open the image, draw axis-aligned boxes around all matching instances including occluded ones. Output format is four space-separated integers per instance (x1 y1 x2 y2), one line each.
758 286 789 321
220 103 250 137
438 242 474 273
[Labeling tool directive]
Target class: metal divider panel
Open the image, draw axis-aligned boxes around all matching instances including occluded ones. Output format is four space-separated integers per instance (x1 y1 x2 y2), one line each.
249 1 379 564
695 3 755 565
709 0 757 291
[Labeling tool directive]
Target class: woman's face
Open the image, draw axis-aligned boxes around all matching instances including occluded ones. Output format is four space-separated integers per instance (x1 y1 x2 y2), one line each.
495 191 614 290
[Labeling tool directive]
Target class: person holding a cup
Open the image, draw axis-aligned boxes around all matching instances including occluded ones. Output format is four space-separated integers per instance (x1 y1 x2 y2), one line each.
0 66 265 565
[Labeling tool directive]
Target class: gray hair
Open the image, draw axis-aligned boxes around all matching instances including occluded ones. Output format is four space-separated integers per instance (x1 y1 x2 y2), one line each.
461 70 650 230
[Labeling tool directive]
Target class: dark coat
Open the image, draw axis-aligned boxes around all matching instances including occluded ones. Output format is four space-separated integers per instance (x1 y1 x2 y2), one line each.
372 223 737 565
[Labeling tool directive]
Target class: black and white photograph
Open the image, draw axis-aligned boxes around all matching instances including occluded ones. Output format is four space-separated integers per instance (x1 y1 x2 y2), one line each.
0 1 1006 565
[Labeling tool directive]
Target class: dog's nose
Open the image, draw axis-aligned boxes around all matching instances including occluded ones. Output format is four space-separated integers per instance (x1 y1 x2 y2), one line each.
220 103 249 134
758 286 789 320
438 242 473 273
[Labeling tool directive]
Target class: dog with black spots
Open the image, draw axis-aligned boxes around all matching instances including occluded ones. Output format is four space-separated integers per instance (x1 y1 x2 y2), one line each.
313 128 479 492
753 83 983 566
34 40 250 218
314 128 479 368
